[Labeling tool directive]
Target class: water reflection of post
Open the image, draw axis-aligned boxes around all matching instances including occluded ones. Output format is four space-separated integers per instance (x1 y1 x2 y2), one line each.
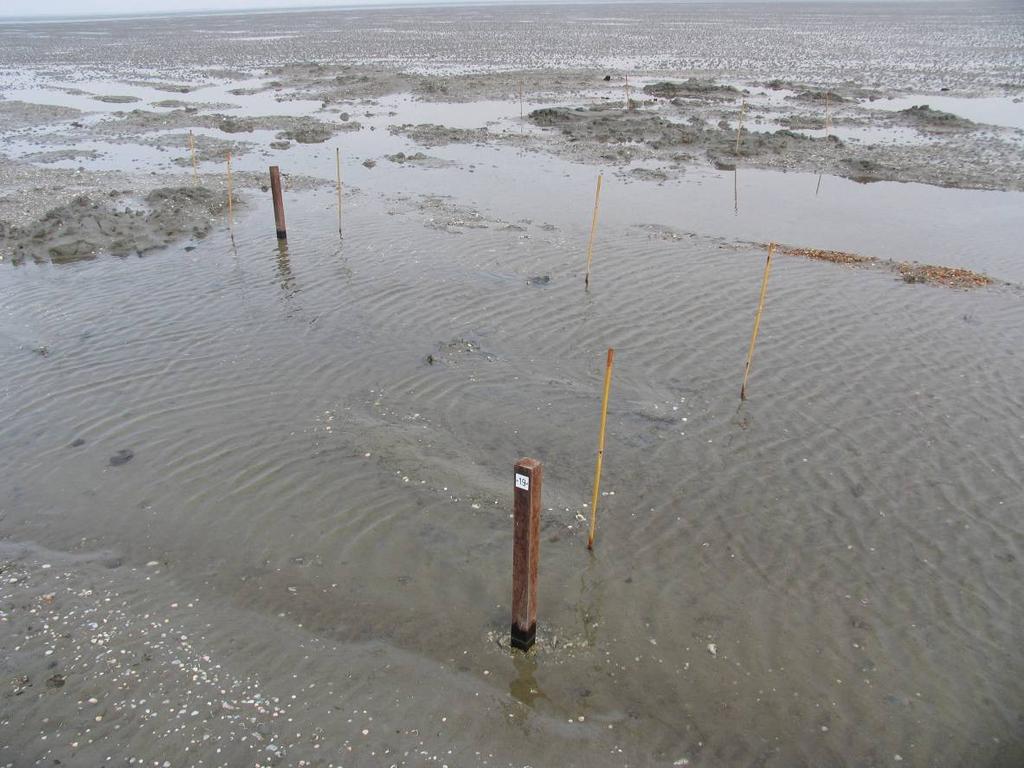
275 240 296 295
733 166 739 215
815 173 823 196
509 653 548 708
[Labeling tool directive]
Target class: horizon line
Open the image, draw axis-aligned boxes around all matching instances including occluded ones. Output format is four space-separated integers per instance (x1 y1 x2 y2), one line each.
0 0 959 23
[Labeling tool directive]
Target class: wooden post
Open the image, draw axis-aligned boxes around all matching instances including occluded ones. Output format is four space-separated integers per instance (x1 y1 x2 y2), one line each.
335 148 343 232
825 92 832 137
188 130 198 183
587 348 615 550
584 173 603 289
740 243 775 401
270 165 287 240
518 79 524 119
624 73 630 111
226 151 233 222
511 458 542 651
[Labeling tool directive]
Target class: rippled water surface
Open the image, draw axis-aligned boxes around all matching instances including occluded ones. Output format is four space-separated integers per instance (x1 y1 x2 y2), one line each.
1 3 1023 767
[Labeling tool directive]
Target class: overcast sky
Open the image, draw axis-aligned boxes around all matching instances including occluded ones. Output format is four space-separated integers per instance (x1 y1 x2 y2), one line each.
0 0 920 18
2 0 430 18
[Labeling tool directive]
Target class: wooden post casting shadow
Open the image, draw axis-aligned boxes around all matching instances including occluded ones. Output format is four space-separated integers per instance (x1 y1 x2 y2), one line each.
270 165 287 240
740 243 775 401
511 458 542 651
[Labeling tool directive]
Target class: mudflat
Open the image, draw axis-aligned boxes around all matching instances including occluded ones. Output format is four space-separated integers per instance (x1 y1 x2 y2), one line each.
0 3 1022 767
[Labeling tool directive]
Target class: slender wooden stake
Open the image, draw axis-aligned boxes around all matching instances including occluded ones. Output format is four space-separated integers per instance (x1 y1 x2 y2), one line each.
519 79 524 119
583 173 603 289
740 243 775 401
815 173 823 196
587 348 615 550
511 458 542 651
335 148 343 231
226 151 233 223
735 99 745 155
825 92 832 137
624 73 630 110
270 165 287 240
188 130 198 184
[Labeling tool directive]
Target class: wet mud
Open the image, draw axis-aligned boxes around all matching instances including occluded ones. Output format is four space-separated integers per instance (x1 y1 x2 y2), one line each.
0 186 232 264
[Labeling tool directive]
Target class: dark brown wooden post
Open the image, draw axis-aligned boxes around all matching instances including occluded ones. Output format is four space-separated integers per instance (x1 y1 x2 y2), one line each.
511 458 542 651
269 166 287 240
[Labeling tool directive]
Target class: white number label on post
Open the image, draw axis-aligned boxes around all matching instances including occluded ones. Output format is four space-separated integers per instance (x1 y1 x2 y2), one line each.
515 473 530 491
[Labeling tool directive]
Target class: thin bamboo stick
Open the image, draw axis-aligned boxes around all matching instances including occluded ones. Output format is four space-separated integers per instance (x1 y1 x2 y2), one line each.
188 130 198 184
226 151 234 224
587 347 615 550
740 243 775 401
336 147 342 231
584 173 603 289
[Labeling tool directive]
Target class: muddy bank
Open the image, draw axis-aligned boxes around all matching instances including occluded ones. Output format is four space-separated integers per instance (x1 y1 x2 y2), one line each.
124 79 195 93
0 186 232 265
93 94 141 104
384 151 453 168
21 148 104 164
643 79 742 100
156 132 254 164
389 122 492 147
77 109 363 148
525 100 1024 190
151 98 241 111
527 103 840 173
0 100 82 131
255 63 601 105
0 152 347 265
894 104 976 132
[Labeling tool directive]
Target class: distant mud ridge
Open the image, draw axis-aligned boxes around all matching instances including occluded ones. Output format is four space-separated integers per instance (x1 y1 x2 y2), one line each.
769 244 995 289
0 187 231 265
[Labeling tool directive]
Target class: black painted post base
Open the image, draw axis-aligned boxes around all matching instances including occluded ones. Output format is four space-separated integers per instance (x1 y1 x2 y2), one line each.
511 622 536 652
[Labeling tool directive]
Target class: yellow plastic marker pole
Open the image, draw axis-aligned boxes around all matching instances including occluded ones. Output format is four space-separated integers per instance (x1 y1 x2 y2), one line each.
587 348 616 550
584 173 603 289
740 243 775 401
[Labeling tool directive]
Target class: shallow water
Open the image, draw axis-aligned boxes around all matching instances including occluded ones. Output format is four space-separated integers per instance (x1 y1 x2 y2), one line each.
1 3 1023 767
3 180 1024 766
